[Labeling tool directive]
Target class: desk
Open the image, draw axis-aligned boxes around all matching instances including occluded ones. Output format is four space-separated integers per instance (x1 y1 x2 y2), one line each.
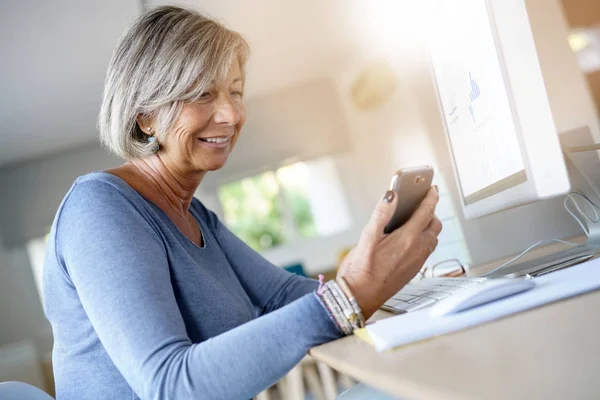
309 239 600 399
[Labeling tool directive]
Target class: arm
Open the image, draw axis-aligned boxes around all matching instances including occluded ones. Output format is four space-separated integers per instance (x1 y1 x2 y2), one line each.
207 209 320 314
57 180 341 400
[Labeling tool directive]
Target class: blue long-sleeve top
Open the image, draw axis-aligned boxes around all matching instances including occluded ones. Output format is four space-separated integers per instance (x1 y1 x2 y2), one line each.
42 172 342 400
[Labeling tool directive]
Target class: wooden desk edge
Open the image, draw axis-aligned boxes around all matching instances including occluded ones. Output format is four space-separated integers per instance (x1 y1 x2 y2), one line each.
309 334 451 400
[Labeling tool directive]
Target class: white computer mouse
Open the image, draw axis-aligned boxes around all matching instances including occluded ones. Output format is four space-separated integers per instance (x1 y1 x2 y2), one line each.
428 278 536 317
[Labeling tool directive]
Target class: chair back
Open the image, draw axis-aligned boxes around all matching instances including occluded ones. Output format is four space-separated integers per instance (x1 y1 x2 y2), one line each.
0 381 54 400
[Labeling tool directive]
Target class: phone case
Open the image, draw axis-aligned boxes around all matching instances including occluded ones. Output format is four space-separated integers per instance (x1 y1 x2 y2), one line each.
384 166 434 234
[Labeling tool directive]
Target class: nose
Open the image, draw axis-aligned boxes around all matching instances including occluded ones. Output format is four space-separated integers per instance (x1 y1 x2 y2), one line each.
213 95 241 126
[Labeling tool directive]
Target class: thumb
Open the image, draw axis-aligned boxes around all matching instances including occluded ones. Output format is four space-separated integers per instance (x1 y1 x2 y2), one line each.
360 190 397 246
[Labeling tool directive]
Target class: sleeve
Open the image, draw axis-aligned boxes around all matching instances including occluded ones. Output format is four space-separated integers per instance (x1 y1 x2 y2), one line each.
205 207 322 314
56 180 342 400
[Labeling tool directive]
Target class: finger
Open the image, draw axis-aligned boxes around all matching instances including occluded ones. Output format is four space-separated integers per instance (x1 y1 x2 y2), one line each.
421 230 439 254
425 215 443 237
430 237 439 253
360 190 398 246
403 187 439 233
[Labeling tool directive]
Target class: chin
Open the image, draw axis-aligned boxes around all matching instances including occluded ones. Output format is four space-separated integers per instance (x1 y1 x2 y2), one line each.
198 157 229 172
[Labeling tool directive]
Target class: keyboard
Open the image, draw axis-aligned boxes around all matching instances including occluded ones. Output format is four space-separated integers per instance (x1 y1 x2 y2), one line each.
381 277 488 314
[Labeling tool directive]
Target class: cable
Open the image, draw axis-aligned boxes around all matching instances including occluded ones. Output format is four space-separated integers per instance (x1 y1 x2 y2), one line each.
482 191 600 277
564 192 600 236
481 239 580 277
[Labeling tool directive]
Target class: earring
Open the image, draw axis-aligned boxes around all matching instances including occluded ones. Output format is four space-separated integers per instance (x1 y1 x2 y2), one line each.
147 127 159 154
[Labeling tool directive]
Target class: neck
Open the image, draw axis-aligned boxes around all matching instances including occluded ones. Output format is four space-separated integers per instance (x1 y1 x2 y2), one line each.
130 156 206 215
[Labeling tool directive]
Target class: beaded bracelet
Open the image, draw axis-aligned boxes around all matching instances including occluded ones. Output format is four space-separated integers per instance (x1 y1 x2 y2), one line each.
317 275 351 334
327 281 353 318
326 281 360 330
317 275 365 335
320 285 353 335
336 276 366 329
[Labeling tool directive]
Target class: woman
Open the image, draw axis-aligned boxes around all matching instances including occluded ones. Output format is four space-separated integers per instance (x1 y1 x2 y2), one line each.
43 6 441 400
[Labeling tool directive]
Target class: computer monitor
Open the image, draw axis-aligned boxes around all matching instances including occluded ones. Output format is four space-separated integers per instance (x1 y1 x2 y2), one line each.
428 0 571 219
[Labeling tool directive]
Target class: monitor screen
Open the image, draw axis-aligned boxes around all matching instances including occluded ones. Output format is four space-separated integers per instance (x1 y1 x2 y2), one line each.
429 0 527 205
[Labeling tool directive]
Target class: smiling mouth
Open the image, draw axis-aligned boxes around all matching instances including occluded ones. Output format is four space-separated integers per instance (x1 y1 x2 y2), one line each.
199 136 230 144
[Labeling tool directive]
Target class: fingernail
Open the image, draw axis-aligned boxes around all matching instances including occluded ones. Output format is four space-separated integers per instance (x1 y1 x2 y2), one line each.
434 185 439 193
383 190 395 203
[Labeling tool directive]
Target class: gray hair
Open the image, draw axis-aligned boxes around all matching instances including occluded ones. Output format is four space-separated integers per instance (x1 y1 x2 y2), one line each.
99 6 250 159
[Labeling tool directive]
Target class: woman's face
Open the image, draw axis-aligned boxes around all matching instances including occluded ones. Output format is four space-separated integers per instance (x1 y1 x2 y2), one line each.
159 62 246 173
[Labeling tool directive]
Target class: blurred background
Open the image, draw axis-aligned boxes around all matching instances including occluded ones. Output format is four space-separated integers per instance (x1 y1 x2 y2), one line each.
0 0 599 398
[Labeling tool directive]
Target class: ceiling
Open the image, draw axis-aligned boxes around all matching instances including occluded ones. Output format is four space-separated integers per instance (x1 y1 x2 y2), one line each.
0 0 359 167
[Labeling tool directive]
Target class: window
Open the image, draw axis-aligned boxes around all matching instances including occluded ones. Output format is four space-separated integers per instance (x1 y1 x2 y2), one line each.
218 157 352 252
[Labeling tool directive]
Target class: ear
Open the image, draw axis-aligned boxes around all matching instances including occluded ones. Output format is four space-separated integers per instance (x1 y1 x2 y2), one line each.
136 114 154 135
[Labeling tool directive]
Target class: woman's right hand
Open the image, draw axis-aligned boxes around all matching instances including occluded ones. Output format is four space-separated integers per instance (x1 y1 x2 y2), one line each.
337 187 442 319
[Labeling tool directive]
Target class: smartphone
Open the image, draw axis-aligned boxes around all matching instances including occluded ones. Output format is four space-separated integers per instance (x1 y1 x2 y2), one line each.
384 165 434 234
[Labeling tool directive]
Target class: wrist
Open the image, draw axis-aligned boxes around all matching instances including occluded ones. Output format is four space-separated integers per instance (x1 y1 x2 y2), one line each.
335 277 366 329
337 273 378 320
316 276 366 334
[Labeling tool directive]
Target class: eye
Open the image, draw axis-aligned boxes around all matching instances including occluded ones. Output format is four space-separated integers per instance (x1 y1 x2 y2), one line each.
199 91 212 99
231 91 244 98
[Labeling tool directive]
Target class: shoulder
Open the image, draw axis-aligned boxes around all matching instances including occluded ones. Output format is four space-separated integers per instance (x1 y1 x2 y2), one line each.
71 171 140 199
56 172 156 234
62 171 148 211
53 172 164 262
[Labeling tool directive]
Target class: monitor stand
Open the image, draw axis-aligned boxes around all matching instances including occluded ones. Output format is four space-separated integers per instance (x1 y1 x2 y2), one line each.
485 126 600 279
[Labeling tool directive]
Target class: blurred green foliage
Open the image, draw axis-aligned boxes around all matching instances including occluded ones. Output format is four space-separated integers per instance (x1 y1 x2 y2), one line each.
218 163 317 252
